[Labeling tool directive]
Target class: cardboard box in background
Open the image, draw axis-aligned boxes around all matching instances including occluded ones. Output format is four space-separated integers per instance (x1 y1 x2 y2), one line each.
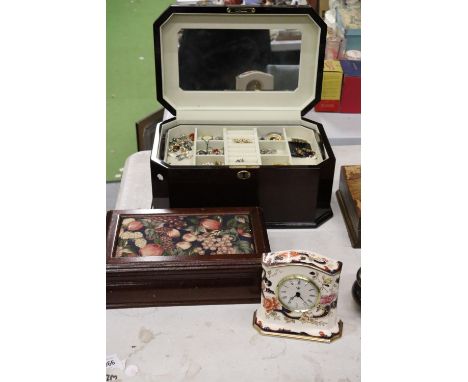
340 60 361 113
336 3 361 51
315 60 343 112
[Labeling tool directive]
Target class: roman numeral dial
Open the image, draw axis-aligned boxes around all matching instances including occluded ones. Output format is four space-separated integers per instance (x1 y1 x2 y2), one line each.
277 275 320 312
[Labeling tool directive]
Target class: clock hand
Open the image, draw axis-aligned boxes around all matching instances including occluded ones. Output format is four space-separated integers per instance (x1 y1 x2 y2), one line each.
293 291 308 305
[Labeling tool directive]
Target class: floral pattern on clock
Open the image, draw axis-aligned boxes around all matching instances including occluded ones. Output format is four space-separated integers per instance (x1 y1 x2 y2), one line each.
114 214 255 257
263 249 342 274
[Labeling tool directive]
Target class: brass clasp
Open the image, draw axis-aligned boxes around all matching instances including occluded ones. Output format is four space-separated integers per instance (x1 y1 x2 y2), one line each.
237 170 251 180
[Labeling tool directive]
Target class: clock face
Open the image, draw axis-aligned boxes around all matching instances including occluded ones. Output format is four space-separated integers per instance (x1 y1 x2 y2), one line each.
277 275 320 312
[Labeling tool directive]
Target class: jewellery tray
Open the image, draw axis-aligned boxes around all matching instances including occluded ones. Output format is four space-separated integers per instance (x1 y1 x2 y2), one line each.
150 5 335 228
106 207 270 309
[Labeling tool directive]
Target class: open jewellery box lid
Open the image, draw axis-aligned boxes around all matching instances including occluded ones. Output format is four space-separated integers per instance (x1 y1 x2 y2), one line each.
153 5 326 120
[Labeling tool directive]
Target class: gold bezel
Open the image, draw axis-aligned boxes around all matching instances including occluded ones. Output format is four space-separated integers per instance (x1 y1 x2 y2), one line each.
276 274 321 313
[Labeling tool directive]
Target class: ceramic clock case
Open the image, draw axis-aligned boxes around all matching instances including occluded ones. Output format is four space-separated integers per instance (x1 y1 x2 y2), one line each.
106 207 270 309
150 5 335 229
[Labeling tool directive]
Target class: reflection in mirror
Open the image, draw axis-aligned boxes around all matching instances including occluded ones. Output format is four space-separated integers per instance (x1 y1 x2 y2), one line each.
178 29 301 91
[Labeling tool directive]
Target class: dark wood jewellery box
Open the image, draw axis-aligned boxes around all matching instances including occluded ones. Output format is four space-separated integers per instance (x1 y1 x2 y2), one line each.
106 208 270 308
150 5 335 229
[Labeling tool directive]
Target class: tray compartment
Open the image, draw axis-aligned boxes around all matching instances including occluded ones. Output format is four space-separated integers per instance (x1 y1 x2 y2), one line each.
283 126 323 165
259 140 289 156
196 155 225 166
165 125 196 166
224 128 261 166
196 140 225 156
196 125 224 141
256 126 286 141
261 155 291 166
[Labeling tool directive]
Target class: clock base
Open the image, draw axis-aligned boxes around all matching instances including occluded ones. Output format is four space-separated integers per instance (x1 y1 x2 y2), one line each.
253 311 343 343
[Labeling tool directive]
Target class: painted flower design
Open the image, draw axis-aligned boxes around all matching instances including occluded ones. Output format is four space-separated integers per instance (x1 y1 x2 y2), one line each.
167 229 180 238
274 251 302 261
311 255 328 264
127 221 144 231
182 233 197 242
116 247 137 257
322 276 333 285
263 297 281 313
237 228 252 238
115 214 254 257
200 218 221 231
264 251 341 274
120 231 142 240
119 231 133 240
320 294 337 305
122 218 135 226
139 244 164 257
135 238 147 248
176 241 191 250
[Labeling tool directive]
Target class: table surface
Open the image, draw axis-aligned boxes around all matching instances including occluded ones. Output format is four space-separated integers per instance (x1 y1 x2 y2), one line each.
109 145 361 382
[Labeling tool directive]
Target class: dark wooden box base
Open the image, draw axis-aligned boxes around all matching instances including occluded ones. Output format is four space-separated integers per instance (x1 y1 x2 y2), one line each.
107 272 261 309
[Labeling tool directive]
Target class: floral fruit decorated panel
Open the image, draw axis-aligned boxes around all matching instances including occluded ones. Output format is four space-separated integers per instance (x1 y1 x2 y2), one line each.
114 214 255 257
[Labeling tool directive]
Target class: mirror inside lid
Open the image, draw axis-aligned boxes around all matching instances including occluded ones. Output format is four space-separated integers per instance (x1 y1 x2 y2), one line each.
154 6 326 115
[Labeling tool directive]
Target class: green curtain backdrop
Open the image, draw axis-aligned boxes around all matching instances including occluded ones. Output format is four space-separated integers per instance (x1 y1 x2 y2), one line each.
107 0 174 181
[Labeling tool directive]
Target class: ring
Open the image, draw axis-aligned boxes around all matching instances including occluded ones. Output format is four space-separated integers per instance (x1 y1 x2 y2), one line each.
233 138 252 144
264 133 282 141
176 152 193 161
288 139 316 158
168 134 194 161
